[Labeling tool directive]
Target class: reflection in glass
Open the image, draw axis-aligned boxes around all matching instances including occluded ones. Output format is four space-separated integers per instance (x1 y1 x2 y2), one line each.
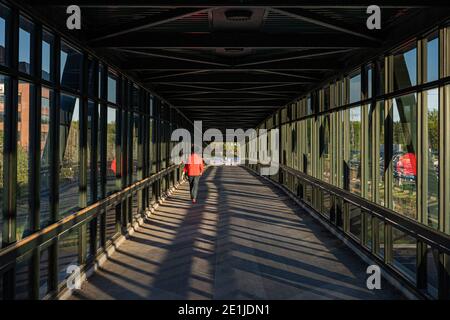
306 118 312 176
349 73 361 103
349 106 361 195
378 101 385 206
0 4 10 66
322 192 332 219
39 247 50 298
88 59 96 97
349 204 362 240
392 227 417 282
426 89 439 229
40 87 52 227
108 74 117 104
42 31 53 81
87 101 97 204
58 228 79 283
15 259 31 299
132 113 139 182
0 75 8 246
132 192 139 218
392 94 417 219
367 104 374 201
98 64 104 98
375 217 385 258
59 94 80 217
19 16 33 74
60 42 82 91
426 246 439 298
321 115 330 183
375 58 385 96
367 66 373 99
105 205 118 241
106 107 117 194
17 81 33 240
393 45 417 90
426 35 439 83
364 212 372 249
307 96 312 115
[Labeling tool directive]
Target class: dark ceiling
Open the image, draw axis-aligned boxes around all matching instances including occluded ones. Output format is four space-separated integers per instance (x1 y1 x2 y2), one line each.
20 1 450 129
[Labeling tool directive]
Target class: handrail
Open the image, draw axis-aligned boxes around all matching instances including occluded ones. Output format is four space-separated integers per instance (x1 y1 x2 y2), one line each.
0 164 181 268
278 164 450 255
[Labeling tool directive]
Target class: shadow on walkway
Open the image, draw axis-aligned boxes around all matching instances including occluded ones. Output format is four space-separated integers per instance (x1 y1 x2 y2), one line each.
71 166 403 300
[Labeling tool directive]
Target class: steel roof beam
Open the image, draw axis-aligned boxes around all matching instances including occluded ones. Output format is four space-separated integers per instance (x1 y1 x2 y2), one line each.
92 32 380 49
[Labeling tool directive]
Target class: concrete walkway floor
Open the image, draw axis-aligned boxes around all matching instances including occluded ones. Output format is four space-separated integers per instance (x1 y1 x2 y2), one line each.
70 166 403 300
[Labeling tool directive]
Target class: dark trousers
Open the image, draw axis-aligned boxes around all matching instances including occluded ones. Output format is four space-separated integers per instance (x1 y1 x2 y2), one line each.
188 176 200 200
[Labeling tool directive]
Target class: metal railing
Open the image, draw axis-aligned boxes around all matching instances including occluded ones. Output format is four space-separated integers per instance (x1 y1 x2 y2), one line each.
0 164 183 299
247 163 450 300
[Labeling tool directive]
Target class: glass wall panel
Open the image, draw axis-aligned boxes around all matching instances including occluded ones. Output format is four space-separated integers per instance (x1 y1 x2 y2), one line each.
426 89 439 229
86 220 92 259
378 101 385 206
88 59 96 98
59 94 80 217
426 35 439 83
15 258 31 299
392 227 417 282
426 246 439 298
42 30 53 81
349 106 361 195
132 113 139 183
321 115 330 183
40 87 52 227
392 94 417 219
132 192 138 219
367 104 374 201
19 16 33 75
106 106 117 195
393 45 417 90
39 247 50 298
87 100 97 204
375 217 385 258
60 42 82 91
105 205 118 241
306 118 312 176
108 74 117 104
349 204 362 240
322 192 332 219
0 4 10 66
17 81 33 240
307 96 312 115
349 73 361 103
58 228 79 283
98 64 104 98
367 66 373 99
364 212 373 249
375 58 385 96
0 75 7 246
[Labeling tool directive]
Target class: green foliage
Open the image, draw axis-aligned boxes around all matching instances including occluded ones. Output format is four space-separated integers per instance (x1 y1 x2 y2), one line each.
428 109 439 152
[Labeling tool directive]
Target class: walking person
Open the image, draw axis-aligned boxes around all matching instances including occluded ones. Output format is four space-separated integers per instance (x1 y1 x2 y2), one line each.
183 145 204 204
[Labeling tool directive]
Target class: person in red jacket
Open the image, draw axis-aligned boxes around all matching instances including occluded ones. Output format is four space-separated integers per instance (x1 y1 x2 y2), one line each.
183 145 204 204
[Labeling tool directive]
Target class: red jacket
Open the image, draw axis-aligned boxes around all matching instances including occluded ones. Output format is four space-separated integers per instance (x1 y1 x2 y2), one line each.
183 153 204 176
396 153 417 177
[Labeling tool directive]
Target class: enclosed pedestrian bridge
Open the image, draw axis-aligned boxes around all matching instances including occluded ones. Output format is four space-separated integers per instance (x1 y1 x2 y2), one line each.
0 1 449 300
